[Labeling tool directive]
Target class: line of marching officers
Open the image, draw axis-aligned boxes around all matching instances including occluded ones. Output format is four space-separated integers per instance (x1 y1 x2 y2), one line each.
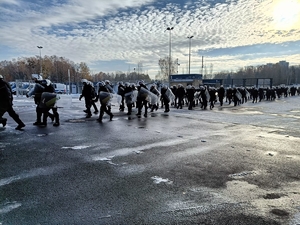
2 74 299 129
0 74 60 130
78 80 229 120
79 79 177 121
79 80 300 122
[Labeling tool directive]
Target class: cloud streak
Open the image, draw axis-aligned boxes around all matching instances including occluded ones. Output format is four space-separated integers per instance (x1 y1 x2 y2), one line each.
0 0 299 78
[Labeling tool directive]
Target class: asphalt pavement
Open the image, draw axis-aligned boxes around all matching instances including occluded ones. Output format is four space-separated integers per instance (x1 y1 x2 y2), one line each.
0 95 300 225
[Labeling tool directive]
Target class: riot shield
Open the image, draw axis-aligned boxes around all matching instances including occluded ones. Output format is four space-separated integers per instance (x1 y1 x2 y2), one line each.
39 92 57 108
99 91 113 105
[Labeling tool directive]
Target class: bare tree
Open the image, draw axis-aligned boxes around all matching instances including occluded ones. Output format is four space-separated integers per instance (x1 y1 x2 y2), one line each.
158 56 177 81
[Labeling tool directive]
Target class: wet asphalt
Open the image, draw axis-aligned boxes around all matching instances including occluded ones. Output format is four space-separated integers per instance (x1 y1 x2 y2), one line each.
0 95 300 225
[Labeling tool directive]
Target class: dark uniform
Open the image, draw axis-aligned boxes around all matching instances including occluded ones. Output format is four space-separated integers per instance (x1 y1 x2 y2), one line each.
217 86 225 106
170 85 177 107
226 88 233 104
91 85 99 114
30 75 55 125
136 81 148 117
252 87 259 103
124 82 133 115
209 87 216 109
117 82 125 112
160 86 170 113
149 84 160 112
0 75 25 130
97 82 114 122
186 85 195 110
41 80 60 126
79 80 93 118
104 80 114 113
176 84 186 109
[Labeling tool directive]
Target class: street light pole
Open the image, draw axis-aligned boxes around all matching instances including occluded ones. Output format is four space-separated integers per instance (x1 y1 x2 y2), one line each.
176 58 180 74
187 36 194 75
166 27 174 85
37 46 43 76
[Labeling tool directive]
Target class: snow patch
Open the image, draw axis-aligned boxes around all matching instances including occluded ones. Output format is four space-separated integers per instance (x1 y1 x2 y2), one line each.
151 176 173 184
0 165 65 187
92 155 118 165
62 145 90 150
228 171 257 179
0 201 22 214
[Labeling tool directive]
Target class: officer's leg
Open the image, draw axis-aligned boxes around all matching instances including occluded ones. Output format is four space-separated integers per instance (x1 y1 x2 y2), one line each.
7 107 25 129
0 110 7 127
33 106 43 125
41 108 50 126
143 100 148 117
85 99 92 118
52 108 60 126
97 105 105 122
136 98 142 115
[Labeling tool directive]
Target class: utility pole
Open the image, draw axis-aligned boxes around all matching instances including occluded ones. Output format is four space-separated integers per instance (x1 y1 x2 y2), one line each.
37 46 43 76
187 36 194 75
166 27 174 85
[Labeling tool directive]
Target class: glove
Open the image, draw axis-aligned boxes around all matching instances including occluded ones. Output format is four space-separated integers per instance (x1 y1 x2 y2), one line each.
79 96 82 101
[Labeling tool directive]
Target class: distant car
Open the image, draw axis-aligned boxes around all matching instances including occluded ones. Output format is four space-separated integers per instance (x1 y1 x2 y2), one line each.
10 82 34 95
19 82 35 95
10 82 17 95
53 83 67 94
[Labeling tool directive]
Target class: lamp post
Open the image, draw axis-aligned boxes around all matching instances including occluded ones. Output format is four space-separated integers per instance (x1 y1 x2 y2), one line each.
37 46 43 75
187 36 194 75
176 58 180 74
166 27 174 85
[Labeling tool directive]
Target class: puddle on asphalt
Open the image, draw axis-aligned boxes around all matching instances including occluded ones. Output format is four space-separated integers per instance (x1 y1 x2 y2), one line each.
263 193 282 199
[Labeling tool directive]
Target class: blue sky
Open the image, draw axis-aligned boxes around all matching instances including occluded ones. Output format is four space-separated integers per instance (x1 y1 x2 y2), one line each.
0 0 300 79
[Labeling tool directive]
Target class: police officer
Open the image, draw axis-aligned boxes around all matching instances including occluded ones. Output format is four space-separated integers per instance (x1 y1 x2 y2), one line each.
136 80 148 117
0 75 25 130
97 81 114 122
124 82 133 115
79 79 93 118
209 87 217 109
176 84 186 109
149 84 160 112
41 79 60 126
30 74 55 125
217 85 225 106
117 81 125 112
160 85 170 113
186 85 195 110
104 80 114 113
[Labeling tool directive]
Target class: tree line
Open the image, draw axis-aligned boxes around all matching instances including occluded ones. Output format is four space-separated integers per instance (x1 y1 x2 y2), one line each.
0 55 152 84
1 54 299 86
157 56 300 86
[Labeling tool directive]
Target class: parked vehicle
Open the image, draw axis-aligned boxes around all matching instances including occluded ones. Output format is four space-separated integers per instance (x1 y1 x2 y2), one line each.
10 82 17 95
10 82 35 95
53 83 67 94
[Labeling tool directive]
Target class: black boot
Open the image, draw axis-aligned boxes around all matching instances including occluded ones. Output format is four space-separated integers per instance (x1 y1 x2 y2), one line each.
15 123 25 130
48 112 54 122
53 116 60 126
97 111 104 123
1 118 7 127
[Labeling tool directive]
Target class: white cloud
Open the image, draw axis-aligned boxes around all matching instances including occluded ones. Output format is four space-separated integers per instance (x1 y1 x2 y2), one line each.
0 0 299 78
